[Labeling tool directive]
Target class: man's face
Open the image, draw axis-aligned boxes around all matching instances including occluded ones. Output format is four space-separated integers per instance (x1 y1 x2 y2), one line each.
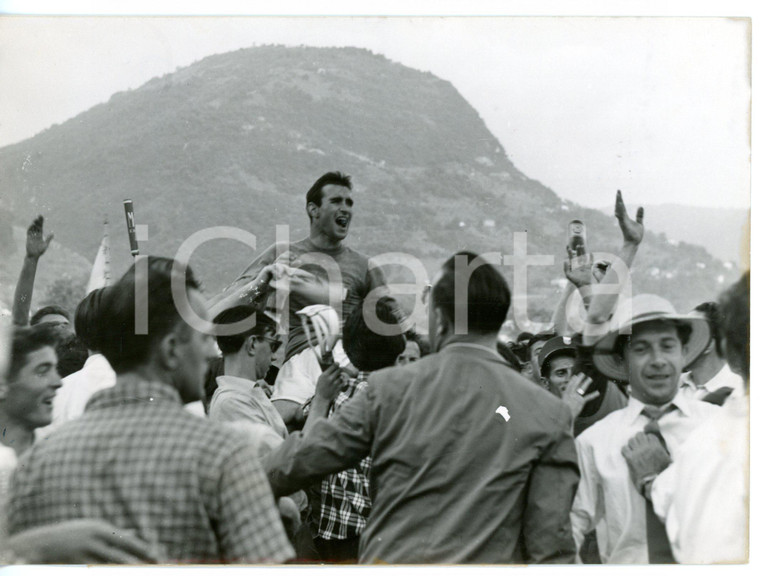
173 290 217 403
543 355 575 396
311 184 353 241
625 322 685 406
396 341 421 366
4 346 62 430
253 329 279 380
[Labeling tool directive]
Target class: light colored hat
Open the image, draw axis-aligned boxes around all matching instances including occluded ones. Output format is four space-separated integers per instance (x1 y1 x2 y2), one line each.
296 304 341 362
592 294 711 381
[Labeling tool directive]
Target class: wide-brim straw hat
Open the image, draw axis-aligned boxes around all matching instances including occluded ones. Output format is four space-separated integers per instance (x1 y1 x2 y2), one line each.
592 294 711 382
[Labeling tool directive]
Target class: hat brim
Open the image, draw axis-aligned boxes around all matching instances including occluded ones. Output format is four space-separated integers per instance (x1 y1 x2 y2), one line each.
592 315 711 382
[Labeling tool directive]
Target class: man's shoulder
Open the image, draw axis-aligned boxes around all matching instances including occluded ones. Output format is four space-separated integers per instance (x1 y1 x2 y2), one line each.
681 395 721 419
41 401 252 461
335 244 372 266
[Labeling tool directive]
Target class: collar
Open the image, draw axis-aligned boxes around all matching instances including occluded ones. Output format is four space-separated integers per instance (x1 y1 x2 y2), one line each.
679 371 700 389
442 342 505 362
84 353 111 368
706 363 743 393
216 375 259 394
623 392 691 426
86 378 182 412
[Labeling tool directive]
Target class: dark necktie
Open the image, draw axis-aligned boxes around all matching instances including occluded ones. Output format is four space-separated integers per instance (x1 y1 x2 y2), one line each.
640 405 677 564
701 386 734 406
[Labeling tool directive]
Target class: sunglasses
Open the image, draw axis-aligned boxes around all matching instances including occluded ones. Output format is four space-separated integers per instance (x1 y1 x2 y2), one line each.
258 335 282 353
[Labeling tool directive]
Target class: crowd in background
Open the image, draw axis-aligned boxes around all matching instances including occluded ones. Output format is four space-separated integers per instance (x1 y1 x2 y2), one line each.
0 172 749 565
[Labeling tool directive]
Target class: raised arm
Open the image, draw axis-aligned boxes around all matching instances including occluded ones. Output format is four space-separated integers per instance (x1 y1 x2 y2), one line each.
584 191 644 342
12 216 54 326
265 384 374 498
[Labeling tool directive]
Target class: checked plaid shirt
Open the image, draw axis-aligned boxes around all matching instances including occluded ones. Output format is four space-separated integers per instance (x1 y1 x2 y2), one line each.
8 378 294 564
318 372 373 541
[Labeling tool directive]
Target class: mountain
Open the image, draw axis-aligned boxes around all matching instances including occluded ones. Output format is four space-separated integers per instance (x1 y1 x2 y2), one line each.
0 45 739 328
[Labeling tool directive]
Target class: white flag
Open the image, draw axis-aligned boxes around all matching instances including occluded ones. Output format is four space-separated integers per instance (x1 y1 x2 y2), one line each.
86 220 111 294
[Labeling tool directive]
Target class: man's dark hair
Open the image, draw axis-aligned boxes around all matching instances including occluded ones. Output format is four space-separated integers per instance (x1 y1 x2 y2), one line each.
213 306 277 355
694 301 723 357
718 271 749 381
55 334 89 378
344 296 406 372
496 340 523 371
30 305 70 326
432 251 511 335
8 324 59 381
305 171 352 222
97 257 201 374
74 287 107 352
202 355 224 414
507 340 530 364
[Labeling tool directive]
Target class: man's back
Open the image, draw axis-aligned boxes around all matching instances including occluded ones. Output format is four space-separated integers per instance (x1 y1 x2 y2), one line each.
267 343 579 563
362 344 578 563
8 379 293 564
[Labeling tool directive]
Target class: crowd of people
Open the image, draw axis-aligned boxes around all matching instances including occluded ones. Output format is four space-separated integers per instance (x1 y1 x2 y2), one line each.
0 171 750 565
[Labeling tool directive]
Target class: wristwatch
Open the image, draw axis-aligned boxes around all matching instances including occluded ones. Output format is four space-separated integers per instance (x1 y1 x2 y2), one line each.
637 473 659 500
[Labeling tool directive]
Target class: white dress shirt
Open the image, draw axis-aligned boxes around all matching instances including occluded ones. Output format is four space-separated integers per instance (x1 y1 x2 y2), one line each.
650 392 748 563
571 392 719 563
210 375 288 438
35 353 117 440
679 363 744 400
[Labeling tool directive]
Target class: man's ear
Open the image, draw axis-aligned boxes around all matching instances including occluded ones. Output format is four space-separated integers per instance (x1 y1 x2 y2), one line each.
157 331 181 371
245 335 257 357
433 307 450 341
0 380 9 401
307 202 319 221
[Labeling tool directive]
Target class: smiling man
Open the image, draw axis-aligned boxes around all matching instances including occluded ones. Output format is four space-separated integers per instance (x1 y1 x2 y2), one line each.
7 257 294 564
215 172 390 430
538 335 577 396
569 294 718 564
0 325 62 458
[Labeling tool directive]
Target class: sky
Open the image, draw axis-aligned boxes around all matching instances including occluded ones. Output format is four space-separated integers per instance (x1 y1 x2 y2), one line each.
0 2 752 210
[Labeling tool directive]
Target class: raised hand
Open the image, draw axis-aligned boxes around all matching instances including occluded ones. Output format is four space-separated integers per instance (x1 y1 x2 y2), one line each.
564 247 594 289
26 215 54 258
561 373 600 421
315 362 343 402
614 190 644 246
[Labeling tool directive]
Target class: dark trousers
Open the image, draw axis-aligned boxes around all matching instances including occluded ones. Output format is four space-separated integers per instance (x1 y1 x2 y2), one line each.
313 535 361 564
